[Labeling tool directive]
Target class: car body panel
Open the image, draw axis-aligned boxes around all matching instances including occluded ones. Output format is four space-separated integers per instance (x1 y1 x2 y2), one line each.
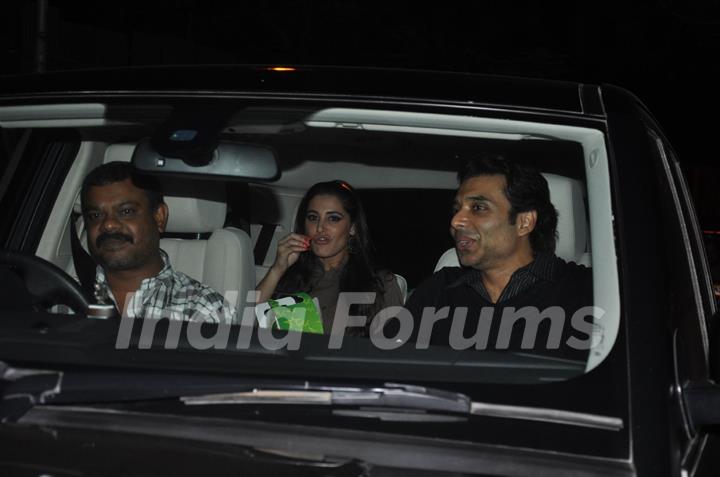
0 67 714 476
0 66 592 115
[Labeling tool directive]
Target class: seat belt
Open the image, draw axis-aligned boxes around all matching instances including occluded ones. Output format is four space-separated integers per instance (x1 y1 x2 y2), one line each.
70 212 98 298
254 223 278 265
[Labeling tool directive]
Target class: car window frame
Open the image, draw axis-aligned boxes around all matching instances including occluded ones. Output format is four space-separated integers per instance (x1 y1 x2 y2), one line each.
646 125 715 348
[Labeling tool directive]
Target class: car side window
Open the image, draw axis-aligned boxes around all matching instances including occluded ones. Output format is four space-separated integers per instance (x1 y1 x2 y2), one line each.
0 128 78 251
669 153 717 319
643 127 712 465
648 129 715 326
0 128 31 246
646 125 712 381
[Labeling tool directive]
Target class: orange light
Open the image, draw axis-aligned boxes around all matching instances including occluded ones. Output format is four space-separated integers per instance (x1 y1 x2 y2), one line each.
267 67 296 72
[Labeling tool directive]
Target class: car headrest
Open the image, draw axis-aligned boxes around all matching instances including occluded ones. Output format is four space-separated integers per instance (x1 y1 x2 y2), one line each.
434 248 460 272
164 197 226 233
545 173 587 263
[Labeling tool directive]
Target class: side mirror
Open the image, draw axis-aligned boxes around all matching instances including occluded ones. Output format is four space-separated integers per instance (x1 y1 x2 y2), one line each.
684 382 720 431
685 310 720 431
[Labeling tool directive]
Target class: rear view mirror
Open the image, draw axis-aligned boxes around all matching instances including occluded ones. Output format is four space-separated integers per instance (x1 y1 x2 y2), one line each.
132 138 279 181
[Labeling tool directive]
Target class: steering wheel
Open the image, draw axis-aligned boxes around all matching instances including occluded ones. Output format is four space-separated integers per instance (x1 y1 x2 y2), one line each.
0 250 91 313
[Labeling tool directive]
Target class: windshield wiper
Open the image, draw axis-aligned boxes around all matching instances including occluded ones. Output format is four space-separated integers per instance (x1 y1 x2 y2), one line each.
180 382 470 414
0 364 468 421
179 384 624 429
1 364 623 430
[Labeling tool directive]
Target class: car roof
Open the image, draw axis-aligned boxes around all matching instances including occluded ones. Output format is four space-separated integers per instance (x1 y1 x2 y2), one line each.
0 65 603 116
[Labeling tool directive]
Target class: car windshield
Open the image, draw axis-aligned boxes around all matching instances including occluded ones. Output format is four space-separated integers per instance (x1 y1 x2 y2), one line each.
0 95 620 387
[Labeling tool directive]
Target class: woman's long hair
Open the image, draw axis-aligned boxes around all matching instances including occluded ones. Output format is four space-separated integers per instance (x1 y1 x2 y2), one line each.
277 180 387 333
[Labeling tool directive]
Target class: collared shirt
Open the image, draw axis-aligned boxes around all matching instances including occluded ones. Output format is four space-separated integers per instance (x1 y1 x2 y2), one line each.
95 250 236 324
404 253 592 357
447 253 560 304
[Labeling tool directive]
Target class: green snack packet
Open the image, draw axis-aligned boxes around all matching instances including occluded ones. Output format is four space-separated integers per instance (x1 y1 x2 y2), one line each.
268 292 324 334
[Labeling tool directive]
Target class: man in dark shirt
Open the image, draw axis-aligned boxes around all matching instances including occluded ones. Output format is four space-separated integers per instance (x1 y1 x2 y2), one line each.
403 154 594 359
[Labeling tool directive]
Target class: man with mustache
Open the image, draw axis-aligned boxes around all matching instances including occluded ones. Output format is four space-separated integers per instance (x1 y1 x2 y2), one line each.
403 154 593 356
80 162 234 323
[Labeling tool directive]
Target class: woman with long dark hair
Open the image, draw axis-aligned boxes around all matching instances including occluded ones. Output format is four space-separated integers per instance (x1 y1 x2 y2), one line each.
256 180 403 335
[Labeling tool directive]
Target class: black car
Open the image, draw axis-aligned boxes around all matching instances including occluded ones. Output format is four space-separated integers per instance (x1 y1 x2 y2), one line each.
0 65 717 476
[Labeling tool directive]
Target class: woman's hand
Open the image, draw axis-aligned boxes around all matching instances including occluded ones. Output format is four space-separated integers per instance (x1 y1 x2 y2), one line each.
271 233 310 274
257 233 310 303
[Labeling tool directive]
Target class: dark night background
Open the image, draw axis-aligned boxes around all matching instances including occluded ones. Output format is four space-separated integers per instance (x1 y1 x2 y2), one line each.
2 1 719 232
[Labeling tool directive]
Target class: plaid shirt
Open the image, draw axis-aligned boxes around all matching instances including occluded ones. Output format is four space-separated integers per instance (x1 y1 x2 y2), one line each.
95 250 236 324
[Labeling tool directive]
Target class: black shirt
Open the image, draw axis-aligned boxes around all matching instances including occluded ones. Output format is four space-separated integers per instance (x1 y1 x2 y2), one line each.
461 252 560 303
403 254 593 360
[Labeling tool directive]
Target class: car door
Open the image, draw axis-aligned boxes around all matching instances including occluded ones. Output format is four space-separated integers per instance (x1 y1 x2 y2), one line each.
647 126 719 477
605 83 719 476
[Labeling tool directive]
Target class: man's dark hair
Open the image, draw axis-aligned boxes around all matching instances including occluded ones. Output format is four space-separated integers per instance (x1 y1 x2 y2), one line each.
458 153 558 254
80 161 164 212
